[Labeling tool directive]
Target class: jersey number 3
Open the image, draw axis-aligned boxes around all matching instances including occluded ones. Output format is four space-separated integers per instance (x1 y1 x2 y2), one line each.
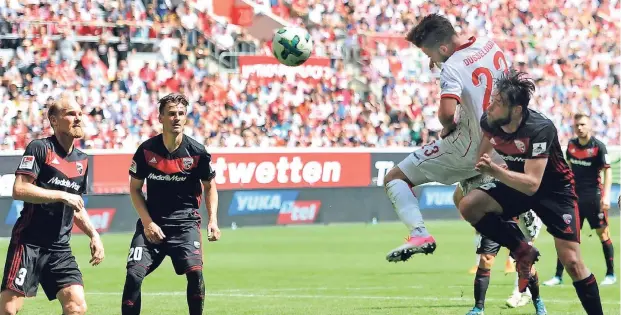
471 51 508 111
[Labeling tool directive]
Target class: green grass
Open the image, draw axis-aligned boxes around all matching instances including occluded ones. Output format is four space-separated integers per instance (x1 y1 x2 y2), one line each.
1 219 619 315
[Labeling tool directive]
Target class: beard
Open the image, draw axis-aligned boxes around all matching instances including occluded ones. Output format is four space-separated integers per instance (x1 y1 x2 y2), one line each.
489 112 513 129
68 126 85 138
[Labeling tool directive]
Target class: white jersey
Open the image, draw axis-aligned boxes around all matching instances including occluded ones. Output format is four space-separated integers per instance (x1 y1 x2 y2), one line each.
439 36 508 161
397 36 509 185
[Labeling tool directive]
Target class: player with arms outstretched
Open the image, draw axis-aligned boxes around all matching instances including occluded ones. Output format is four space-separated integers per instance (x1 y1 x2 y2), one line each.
121 93 221 315
385 13 509 262
0 95 105 315
459 70 603 315
544 113 615 286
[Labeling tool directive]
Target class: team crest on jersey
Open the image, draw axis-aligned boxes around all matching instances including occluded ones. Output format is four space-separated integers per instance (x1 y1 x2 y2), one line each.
514 140 526 153
76 162 84 175
193 241 200 249
182 157 194 170
562 214 572 224
587 148 594 156
598 213 605 220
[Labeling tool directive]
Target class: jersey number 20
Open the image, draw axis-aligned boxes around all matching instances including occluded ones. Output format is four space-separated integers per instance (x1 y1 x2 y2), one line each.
472 51 508 111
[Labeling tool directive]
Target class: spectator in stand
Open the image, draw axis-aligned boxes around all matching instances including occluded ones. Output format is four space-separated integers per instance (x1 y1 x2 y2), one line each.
0 0 618 150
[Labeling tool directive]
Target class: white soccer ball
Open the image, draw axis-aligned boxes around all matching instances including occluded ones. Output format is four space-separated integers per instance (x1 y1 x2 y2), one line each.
271 27 313 67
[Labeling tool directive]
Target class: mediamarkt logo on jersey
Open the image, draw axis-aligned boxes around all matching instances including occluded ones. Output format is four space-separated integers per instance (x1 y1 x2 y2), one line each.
47 177 81 191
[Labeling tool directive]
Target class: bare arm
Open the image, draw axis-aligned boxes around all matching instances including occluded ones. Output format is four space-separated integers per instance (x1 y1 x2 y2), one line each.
73 208 100 239
477 133 494 160
602 167 612 205
129 177 153 225
438 97 458 130
12 174 66 204
202 178 218 225
488 158 548 196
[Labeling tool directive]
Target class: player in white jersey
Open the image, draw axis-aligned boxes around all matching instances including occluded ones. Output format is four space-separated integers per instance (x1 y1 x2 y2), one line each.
385 14 510 262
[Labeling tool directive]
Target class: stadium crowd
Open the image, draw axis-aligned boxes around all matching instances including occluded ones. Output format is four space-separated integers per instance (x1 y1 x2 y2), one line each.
0 0 619 150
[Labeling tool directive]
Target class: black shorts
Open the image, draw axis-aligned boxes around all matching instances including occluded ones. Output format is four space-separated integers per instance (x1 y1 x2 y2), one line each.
477 221 522 255
577 195 607 229
477 235 501 255
1 243 83 300
477 181 580 243
126 225 203 276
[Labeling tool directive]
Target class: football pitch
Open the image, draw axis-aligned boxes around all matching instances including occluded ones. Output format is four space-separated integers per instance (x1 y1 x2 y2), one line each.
1 219 619 315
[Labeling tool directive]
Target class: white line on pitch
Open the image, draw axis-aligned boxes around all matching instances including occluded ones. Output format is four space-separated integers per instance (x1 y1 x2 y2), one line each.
214 285 424 292
86 291 621 305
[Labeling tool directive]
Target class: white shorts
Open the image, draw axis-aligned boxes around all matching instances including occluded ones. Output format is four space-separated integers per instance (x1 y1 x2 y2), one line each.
397 137 480 185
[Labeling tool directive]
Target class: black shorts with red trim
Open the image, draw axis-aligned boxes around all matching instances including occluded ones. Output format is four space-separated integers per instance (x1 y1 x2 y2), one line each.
1 242 83 300
577 194 607 229
476 181 580 243
126 223 203 276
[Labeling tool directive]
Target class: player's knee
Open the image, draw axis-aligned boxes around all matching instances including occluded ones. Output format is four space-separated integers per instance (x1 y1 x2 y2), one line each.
186 269 204 288
458 194 478 221
62 300 87 315
558 254 584 278
453 186 463 208
479 254 495 269
383 167 410 188
1 303 19 315
126 267 146 286
596 227 609 241
0 291 23 315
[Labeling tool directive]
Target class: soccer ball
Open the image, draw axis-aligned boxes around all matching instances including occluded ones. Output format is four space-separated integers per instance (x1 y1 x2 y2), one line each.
271 27 313 67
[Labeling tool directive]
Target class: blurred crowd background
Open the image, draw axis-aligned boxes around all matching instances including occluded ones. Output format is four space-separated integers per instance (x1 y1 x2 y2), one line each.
0 0 619 150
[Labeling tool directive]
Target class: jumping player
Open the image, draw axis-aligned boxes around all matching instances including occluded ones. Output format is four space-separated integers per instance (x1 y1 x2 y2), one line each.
459 70 603 314
1 95 105 315
121 93 221 315
385 13 509 262
544 113 615 286
454 182 547 315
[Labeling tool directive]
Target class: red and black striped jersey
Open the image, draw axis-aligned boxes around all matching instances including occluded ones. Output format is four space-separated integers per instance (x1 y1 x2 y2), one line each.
566 137 610 197
12 136 88 251
129 134 215 228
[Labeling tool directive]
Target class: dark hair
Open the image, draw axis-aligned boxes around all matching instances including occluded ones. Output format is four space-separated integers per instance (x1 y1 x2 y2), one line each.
406 14 456 48
494 70 536 109
158 93 189 114
573 112 589 121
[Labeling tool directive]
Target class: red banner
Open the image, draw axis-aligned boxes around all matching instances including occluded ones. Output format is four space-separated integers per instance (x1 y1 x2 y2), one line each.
237 56 335 83
92 152 371 193
231 5 253 26
363 33 411 49
72 208 116 234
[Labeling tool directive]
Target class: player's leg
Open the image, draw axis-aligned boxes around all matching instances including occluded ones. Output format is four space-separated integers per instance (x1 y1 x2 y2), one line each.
459 182 539 293
385 139 480 262
0 291 24 315
167 226 205 315
545 199 586 286
535 196 603 315
122 230 165 315
383 151 433 261
39 250 86 314
453 183 481 274
466 236 498 315
586 198 616 285
0 244 41 315
56 285 86 315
